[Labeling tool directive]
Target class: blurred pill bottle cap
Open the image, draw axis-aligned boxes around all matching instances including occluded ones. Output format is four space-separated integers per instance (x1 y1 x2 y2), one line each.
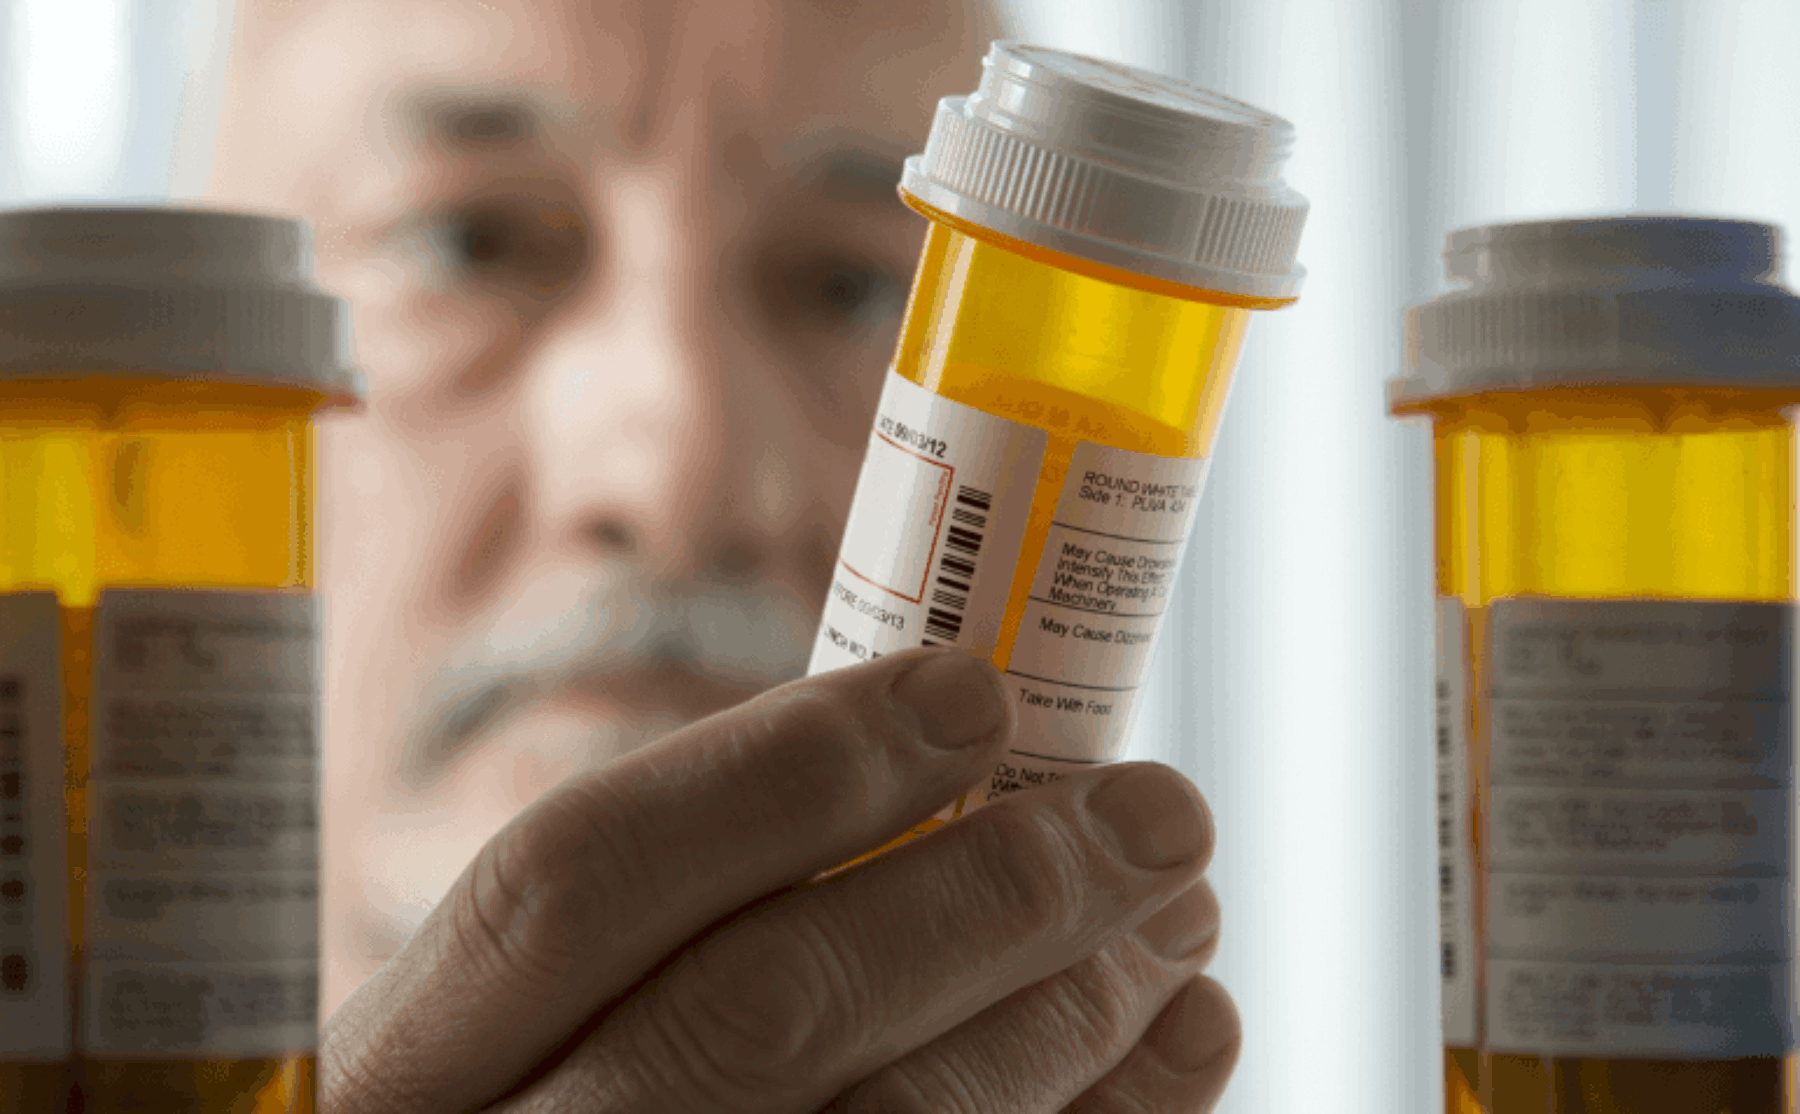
0 205 362 407
901 41 1309 301
1392 216 1800 409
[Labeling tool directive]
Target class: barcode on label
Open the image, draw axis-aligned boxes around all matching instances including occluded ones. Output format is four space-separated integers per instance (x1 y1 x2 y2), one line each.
1 675 30 995
1 677 25 865
922 486 992 647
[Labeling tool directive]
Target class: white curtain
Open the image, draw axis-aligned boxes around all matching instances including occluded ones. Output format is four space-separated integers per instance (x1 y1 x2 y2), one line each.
1026 1 1800 1110
0 0 230 204
8 0 1800 1109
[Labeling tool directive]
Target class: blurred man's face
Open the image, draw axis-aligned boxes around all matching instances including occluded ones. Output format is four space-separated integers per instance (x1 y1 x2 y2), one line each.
209 0 988 1014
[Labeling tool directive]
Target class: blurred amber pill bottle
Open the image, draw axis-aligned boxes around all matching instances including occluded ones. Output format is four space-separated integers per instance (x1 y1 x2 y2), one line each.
1391 218 1800 1113
809 42 1308 869
0 208 359 1113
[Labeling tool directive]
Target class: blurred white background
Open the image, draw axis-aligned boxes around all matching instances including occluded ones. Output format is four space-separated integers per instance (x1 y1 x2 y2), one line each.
5 0 1799 1109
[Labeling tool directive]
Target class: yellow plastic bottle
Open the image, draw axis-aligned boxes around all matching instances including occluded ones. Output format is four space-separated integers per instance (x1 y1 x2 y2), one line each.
1391 218 1800 1112
0 208 358 1113
808 42 1308 870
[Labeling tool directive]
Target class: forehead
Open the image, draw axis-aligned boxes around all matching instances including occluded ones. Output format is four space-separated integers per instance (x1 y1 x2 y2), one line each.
245 0 980 175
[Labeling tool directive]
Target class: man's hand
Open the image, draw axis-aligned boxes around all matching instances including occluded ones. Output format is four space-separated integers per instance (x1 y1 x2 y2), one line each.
321 647 1237 1112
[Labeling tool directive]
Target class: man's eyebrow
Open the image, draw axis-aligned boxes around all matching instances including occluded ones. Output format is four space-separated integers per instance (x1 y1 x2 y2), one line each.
394 85 596 155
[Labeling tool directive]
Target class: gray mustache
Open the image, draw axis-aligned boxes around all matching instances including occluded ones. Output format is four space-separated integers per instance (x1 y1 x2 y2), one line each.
405 580 818 786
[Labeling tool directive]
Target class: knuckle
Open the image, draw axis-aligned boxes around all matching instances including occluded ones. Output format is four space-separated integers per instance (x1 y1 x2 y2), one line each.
1070 1082 1165 1114
828 944 1153 1114
447 782 634 993
657 913 855 1102
747 684 906 828
320 1032 430 1114
832 1063 979 1114
963 803 1089 943
767 683 868 754
782 669 942 761
1044 943 1152 1054
751 689 865 790
502 1043 651 1113
445 842 560 996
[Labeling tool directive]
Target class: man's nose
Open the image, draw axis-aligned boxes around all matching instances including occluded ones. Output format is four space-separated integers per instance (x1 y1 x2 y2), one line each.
522 174 809 586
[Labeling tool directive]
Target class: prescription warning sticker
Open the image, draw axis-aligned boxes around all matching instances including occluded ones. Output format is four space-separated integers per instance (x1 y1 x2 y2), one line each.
1480 598 1795 1057
0 592 69 1061
82 589 320 1058
808 370 1046 672
988 442 1206 804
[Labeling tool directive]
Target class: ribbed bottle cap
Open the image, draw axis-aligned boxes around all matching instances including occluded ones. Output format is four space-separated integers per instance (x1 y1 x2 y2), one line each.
0 206 362 404
901 41 1309 300
1393 217 1800 408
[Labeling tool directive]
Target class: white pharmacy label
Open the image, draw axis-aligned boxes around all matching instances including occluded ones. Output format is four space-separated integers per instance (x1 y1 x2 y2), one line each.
1436 598 1476 1047
991 442 1206 805
82 589 320 1058
85 957 317 1059
809 370 1045 669
1481 598 1794 1057
0 593 68 1061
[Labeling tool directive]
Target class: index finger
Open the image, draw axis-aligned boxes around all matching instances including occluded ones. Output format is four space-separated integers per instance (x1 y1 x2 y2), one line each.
321 647 1014 1114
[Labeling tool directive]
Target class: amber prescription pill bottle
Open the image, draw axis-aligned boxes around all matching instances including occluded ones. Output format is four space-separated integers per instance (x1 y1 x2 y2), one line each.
0 208 358 1114
1391 218 1800 1113
808 42 1308 865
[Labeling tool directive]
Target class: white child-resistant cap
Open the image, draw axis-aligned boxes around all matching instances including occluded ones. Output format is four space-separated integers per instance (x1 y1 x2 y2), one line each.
901 41 1309 301
0 206 362 404
1392 217 1800 407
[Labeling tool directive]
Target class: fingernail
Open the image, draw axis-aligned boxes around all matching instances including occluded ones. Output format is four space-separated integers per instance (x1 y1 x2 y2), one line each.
1085 764 1211 870
1135 882 1219 960
890 649 1009 750
1146 979 1239 1075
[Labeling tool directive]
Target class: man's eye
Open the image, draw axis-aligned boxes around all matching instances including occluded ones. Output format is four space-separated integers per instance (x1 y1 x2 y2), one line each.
412 200 587 299
819 267 872 310
435 212 519 272
803 261 902 330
